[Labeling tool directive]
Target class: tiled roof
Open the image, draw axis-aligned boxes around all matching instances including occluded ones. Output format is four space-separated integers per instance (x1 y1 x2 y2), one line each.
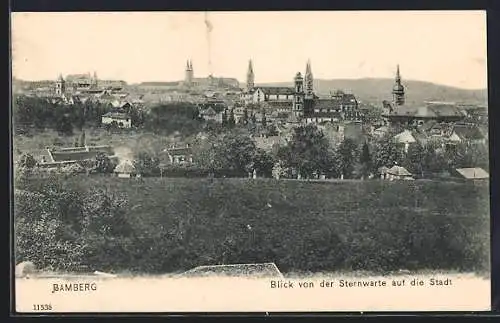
394 130 417 143
387 166 412 176
167 147 193 156
114 160 136 174
306 112 342 118
198 102 226 113
102 112 130 120
455 167 489 179
389 104 463 118
256 87 295 95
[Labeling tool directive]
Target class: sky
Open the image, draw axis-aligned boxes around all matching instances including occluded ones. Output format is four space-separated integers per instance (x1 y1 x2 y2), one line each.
11 11 487 89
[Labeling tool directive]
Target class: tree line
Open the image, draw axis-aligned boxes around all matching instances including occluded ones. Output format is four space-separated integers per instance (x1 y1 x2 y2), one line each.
131 124 488 180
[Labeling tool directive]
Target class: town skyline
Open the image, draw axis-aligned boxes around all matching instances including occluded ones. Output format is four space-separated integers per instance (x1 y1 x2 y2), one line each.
11 11 487 89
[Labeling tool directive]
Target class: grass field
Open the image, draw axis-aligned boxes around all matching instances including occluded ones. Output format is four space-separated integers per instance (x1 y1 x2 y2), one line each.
18 175 490 275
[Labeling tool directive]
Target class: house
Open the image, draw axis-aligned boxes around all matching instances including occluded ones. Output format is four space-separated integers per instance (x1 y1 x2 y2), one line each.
453 124 486 145
378 166 390 179
165 145 194 164
385 165 414 180
243 86 296 105
198 102 226 123
111 100 134 112
303 91 361 124
454 167 489 180
114 159 138 178
304 99 342 124
101 112 132 128
394 129 417 153
46 145 113 163
385 103 464 125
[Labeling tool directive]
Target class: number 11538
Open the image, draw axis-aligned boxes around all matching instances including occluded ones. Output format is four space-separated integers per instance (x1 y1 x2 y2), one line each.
33 304 52 311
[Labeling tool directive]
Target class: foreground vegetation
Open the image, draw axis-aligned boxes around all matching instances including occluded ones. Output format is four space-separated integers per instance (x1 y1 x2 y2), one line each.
15 174 490 275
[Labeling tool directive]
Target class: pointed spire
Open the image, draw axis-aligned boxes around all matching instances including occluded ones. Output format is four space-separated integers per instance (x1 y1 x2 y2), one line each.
246 59 255 91
186 60 190 70
392 64 405 106
189 59 193 71
304 59 314 98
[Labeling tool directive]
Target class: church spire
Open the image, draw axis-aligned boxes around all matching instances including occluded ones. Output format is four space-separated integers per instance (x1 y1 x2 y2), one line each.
392 64 405 106
304 59 314 99
246 59 255 92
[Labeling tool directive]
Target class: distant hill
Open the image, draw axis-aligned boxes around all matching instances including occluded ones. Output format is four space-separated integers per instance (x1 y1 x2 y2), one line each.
256 78 488 107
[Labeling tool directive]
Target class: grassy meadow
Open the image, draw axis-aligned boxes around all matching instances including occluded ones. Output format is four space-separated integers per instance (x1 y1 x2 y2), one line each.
16 175 491 275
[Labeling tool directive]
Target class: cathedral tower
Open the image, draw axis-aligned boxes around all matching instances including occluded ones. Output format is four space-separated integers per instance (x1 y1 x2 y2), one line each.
185 59 194 86
392 64 405 106
55 74 65 96
246 59 255 92
304 59 314 99
293 72 305 117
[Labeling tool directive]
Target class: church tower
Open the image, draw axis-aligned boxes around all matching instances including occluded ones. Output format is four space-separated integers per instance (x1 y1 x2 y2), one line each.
293 72 305 117
392 64 405 106
246 59 255 92
92 71 98 88
304 59 314 99
55 74 65 96
185 59 194 87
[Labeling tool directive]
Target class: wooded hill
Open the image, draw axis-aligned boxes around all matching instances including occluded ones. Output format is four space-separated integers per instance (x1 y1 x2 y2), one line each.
256 78 487 107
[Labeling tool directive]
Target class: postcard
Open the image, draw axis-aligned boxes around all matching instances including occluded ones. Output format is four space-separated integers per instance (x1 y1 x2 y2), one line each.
11 10 490 313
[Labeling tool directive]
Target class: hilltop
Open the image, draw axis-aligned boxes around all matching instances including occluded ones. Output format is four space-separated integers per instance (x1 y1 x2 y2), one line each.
256 78 488 107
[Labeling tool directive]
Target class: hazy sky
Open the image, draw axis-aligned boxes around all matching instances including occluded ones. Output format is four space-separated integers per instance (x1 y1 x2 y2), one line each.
11 11 487 89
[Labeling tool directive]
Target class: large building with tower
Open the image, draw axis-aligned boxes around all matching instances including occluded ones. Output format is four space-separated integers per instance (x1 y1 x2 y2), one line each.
241 59 361 124
182 59 240 89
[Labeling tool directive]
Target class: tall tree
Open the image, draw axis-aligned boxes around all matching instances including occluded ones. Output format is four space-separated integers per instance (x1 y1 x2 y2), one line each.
221 110 228 127
242 108 249 125
403 142 426 178
279 124 331 179
372 134 403 171
57 114 73 136
213 132 257 176
79 130 86 147
261 111 267 128
227 110 236 128
358 141 372 179
337 138 358 179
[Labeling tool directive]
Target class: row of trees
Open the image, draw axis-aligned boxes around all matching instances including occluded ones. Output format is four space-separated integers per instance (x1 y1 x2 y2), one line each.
14 95 145 136
14 96 114 135
185 124 488 180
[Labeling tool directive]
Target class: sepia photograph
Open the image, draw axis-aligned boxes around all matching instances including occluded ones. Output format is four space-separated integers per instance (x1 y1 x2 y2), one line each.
11 10 490 312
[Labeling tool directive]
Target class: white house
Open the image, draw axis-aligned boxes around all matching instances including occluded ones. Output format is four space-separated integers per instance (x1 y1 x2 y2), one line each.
394 129 417 153
114 159 137 178
101 112 132 128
